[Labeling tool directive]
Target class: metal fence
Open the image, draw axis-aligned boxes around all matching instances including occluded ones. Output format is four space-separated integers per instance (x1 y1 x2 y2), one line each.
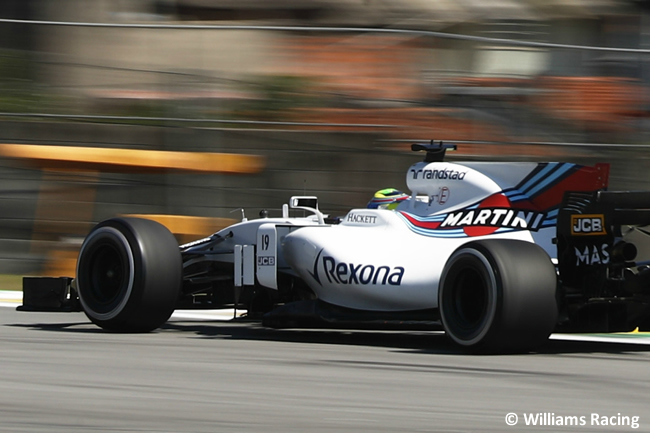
1 19 649 141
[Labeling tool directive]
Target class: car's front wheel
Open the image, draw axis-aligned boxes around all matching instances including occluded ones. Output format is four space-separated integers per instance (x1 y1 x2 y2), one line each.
76 217 181 332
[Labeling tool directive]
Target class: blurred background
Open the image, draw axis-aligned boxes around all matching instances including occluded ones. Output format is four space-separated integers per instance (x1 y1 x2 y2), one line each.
1 0 650 279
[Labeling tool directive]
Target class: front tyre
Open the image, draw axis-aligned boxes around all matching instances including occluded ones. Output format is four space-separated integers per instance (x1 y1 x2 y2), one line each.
439 239 558 352
76 218 182 332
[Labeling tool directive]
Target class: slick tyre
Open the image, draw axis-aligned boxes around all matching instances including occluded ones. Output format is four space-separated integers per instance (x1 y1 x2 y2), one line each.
439 239 558 353
76 217 182 332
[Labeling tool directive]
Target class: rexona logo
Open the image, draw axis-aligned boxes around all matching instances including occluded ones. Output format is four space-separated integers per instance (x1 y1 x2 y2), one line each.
410 168 466 181
309 250 404 286
571 214 607 236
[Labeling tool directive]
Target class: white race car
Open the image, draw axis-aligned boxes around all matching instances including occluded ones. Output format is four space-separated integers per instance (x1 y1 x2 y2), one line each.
21 142 650 352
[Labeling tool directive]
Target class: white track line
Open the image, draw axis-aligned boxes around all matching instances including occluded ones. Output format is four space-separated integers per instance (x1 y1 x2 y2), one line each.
550 333 650 345
0 290 22 308
170 309 244 321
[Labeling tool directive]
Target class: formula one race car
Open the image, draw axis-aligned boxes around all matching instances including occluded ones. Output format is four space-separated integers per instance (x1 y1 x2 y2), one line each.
20 142 650 352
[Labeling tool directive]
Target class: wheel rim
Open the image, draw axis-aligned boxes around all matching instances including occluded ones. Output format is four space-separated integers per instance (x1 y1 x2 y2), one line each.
77 227 135 321
88 243 127 305
451 267 488 330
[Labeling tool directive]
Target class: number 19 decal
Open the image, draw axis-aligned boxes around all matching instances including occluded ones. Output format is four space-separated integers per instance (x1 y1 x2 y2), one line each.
261 234 270 251
257 225 278 289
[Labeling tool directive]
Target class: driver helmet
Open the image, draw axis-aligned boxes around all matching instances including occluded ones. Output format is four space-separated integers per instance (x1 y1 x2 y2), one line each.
366 188 409 210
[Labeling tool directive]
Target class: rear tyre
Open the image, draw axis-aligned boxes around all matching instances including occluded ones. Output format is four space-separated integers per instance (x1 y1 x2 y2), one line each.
76 217 182 332
439 239 558 352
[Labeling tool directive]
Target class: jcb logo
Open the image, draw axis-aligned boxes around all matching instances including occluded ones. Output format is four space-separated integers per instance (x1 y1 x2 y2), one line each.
571 214 606 236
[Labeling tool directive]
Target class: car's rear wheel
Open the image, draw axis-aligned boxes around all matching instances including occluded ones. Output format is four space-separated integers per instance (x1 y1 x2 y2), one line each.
76 217 181 332
439 239 558 352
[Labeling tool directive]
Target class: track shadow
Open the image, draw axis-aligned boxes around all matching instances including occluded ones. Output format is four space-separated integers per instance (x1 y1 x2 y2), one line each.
160 320 650 356
535 337 650 355
8 321 113 334
163 320 461 352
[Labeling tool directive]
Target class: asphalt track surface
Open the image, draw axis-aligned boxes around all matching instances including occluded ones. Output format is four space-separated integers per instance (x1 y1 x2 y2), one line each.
1 291 649 432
